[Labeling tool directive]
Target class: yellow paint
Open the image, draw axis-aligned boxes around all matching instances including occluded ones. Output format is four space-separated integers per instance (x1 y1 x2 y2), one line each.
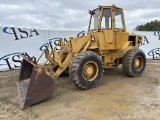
23 5 142 80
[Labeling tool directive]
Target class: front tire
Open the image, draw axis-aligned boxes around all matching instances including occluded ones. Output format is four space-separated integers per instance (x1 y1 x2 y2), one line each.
69 51 103 89
122 49 146 77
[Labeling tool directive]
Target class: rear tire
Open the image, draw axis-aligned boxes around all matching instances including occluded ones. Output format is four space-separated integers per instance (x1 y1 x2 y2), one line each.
69 51 103 89
122 49 146 77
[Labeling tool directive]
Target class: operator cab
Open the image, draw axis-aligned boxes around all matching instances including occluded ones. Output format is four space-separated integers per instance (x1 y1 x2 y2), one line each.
88 5 126 32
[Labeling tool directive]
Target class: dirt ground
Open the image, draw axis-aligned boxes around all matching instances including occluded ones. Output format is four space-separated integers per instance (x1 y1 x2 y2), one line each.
0 60 160 120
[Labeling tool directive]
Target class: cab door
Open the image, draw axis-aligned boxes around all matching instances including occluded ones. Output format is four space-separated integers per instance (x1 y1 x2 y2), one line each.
114 9 129 49
101 8 114 44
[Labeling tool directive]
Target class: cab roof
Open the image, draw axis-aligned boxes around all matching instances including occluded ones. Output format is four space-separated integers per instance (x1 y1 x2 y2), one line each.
100 5 123 10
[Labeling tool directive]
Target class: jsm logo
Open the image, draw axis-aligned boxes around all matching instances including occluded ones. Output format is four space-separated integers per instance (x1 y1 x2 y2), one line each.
3 27 39 40
139 36 149 46
39 31 85 51
154 32 160 40
148 48 160 60
0 52 33 70
39 38 68 51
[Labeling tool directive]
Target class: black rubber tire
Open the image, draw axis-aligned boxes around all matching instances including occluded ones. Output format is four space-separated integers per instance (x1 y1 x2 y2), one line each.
69 51 103 90
122 49 146 77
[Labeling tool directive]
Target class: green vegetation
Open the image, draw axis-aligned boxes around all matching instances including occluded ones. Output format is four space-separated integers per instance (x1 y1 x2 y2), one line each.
135 20 160 31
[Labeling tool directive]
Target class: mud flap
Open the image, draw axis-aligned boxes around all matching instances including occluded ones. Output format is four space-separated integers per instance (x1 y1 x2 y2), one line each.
18 60 55 109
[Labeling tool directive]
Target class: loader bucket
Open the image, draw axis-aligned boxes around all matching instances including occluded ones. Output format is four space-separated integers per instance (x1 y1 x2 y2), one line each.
18 59 55 109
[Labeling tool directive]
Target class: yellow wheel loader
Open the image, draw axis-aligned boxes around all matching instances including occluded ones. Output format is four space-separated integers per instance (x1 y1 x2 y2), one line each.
18 5 146 109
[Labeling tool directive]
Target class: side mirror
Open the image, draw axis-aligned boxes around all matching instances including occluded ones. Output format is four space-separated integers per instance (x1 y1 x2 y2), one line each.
98 5 101 10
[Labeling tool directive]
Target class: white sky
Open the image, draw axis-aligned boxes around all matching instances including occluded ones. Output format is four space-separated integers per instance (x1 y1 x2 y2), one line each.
0 0 160 31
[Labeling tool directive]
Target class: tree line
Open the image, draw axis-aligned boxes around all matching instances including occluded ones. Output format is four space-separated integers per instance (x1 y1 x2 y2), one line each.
135 20 160 31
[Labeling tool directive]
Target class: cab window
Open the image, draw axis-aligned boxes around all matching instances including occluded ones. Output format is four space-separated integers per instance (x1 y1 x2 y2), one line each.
115 10 124 29
101 8 112 29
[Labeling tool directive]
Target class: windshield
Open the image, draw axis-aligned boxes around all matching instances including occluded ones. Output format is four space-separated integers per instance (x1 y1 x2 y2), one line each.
101 8 112 29
89 9 100 30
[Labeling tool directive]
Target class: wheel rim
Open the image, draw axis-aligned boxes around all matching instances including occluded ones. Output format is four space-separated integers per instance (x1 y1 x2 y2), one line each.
134 56 143 71
82 61 99 81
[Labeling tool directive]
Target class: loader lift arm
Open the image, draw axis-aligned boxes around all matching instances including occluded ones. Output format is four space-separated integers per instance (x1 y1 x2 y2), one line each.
44 36 92 80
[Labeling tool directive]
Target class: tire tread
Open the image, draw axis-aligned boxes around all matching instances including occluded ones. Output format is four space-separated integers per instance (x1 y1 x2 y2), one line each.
69 51 103 89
